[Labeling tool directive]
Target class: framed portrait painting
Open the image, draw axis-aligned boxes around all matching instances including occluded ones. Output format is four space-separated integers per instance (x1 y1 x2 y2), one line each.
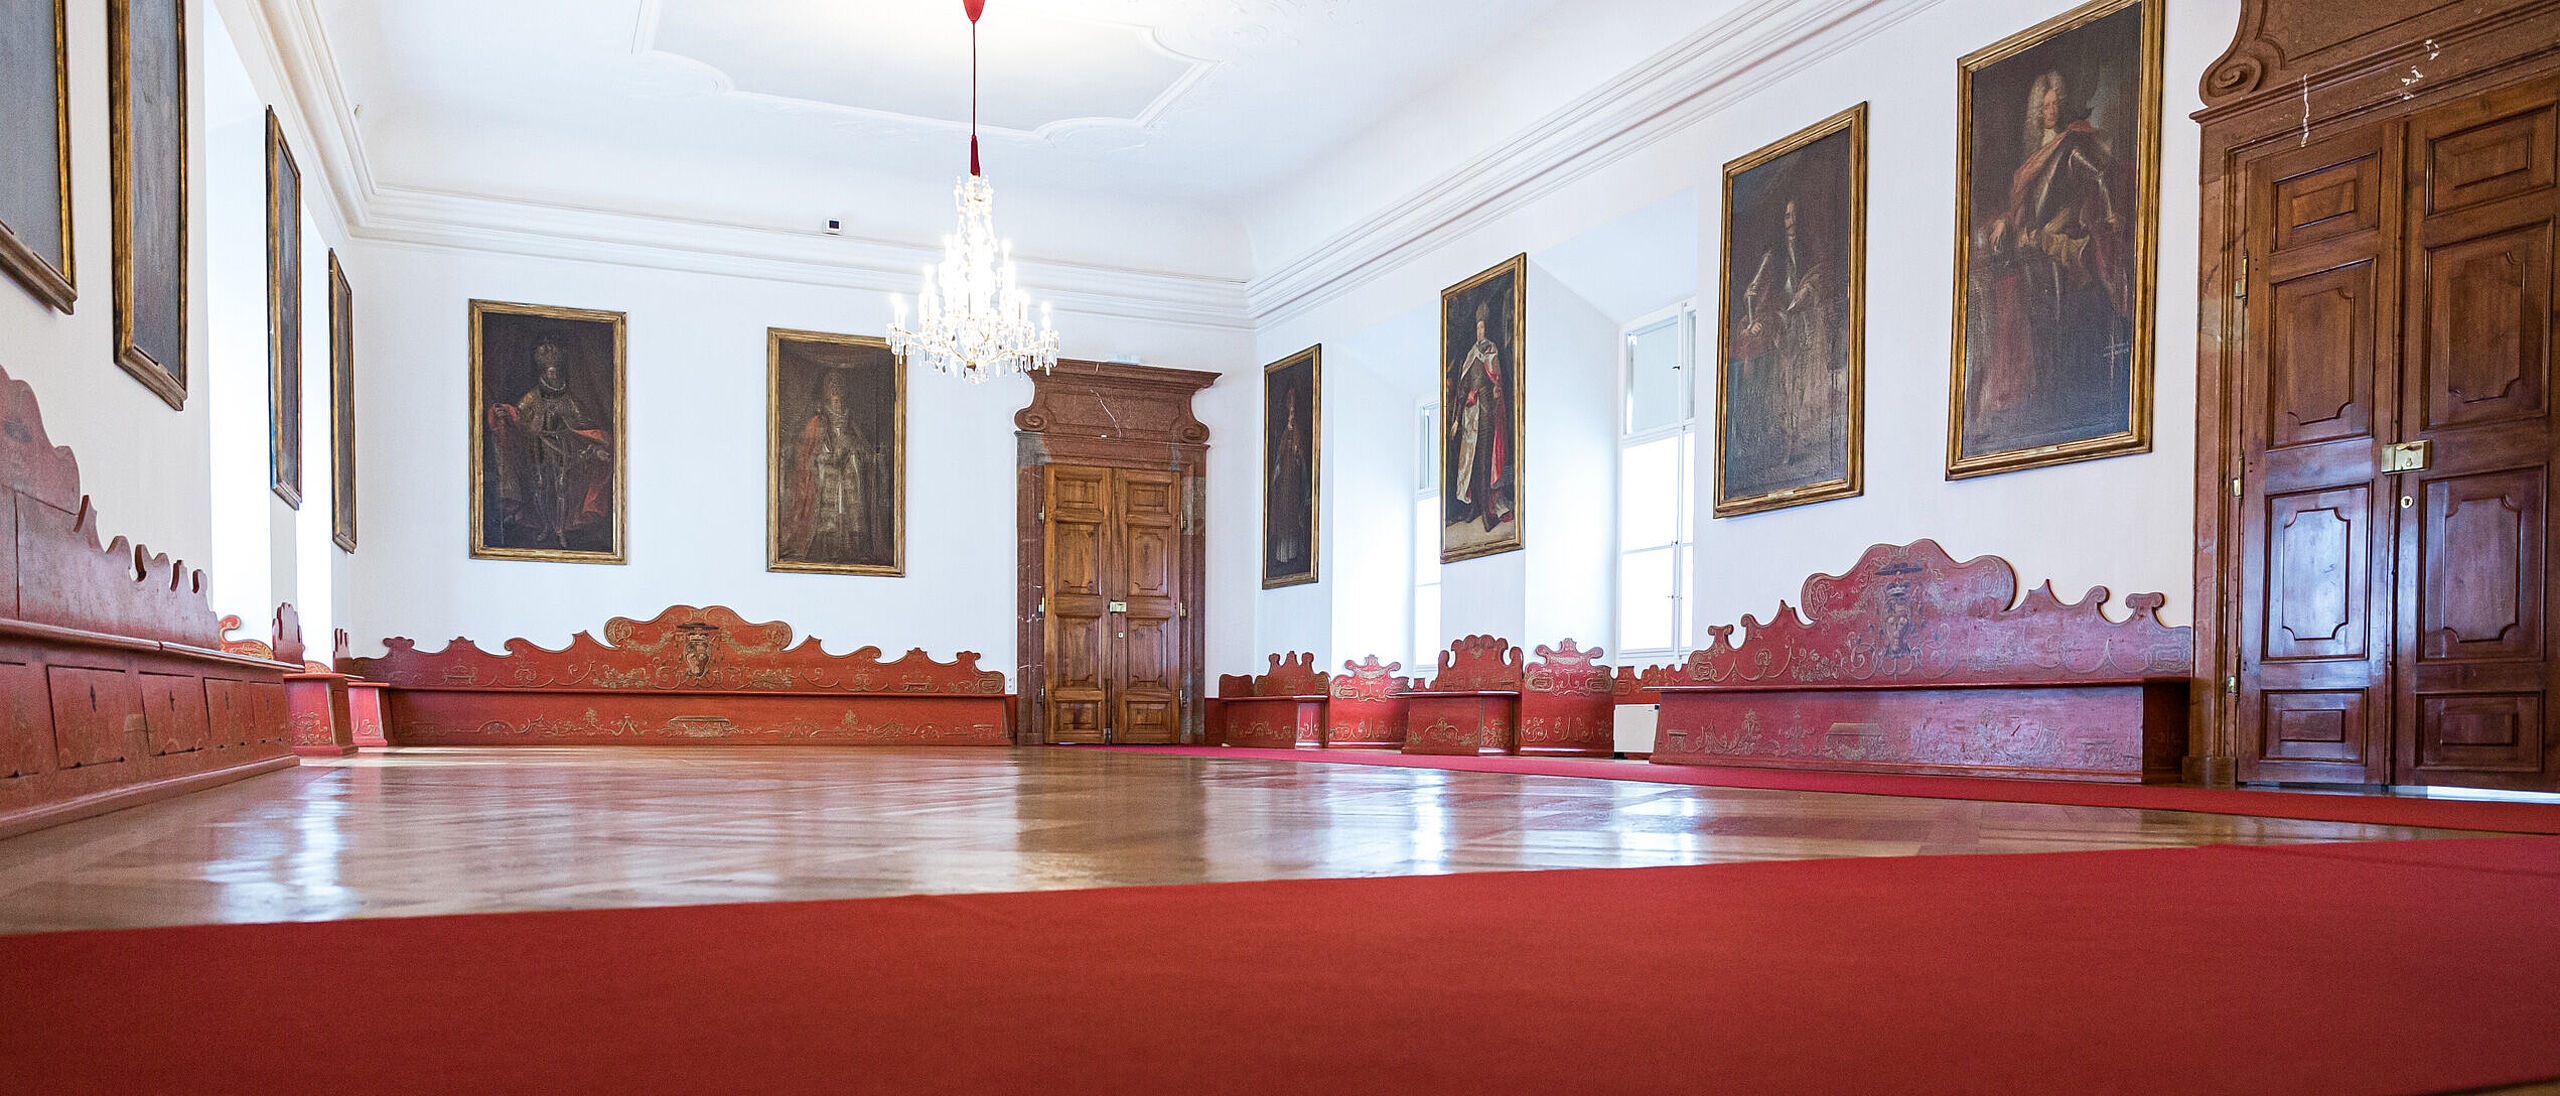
1948 0 2161 479
1262 345 1319 588
1440 254 1527 563
111 0 189 409
328 252 355 552
767 328 903 576
469 300 626 564
267 110 302 509
1715 102 1866 517
0 0 73 312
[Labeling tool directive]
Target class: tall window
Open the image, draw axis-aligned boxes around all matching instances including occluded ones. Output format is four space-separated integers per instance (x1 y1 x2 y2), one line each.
1413 402 1441 673
1617 304 1698 664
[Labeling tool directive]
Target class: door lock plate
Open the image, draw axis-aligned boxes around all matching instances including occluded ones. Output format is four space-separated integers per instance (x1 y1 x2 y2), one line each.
2381 440 2434 472
1108 600 1129 614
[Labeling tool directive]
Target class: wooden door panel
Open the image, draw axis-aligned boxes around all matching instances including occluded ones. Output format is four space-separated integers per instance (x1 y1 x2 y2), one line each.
2261 689 2370 763
1045 465 1115 744
2264 487 2374 660
2396 77 2560 791
1039 464 1193 744
1123 616 1179 696
1116 472 1180 601
2419 468 2545 662
2417 694 2545 771
2421 225 2549 430
2274 148 2383 252
2425 102 2556 215
2267 262 2379 448
2238 124 2399 784
1111 470 1184 744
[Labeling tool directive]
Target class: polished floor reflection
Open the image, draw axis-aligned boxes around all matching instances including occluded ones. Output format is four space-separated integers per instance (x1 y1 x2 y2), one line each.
0 747 2483 933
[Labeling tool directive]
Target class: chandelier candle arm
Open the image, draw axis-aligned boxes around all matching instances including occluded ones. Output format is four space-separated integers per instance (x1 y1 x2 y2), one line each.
885 0 1060 384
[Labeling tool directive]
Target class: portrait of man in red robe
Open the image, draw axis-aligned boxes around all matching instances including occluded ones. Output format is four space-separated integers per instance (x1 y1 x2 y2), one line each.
1954 0 2154 472
769 333 901 575
1440 256 1526 561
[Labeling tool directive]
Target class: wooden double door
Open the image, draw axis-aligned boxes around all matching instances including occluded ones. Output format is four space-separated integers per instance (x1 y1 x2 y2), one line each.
1040 464 1187 744
2237 76 2560 789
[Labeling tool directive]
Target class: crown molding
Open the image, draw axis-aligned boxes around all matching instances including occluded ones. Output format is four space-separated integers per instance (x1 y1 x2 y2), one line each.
358 186 1253 329
1242 0 1948 326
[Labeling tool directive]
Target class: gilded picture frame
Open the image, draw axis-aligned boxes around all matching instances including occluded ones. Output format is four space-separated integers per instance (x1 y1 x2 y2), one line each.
766 328 904 577
1714 102 1867 518
328 251 355 552
0 0 74 312
468 299 627 564
1261 344 1320 589
1947 0 2162 479
110 0 189 409
267 109 302 510
1439 253 1528 564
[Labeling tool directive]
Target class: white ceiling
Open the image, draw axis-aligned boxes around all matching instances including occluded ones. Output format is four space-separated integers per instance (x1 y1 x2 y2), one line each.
319 0 1592 216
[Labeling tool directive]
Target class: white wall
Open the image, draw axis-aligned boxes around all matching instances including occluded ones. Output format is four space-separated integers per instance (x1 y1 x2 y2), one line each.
1251 0 2236 661
1682 0 2217 631
0 0 213 571
1520 267 1619 650
197 2 358 652
1322 348 1423 666
204 17 271 628
343 240 1255 686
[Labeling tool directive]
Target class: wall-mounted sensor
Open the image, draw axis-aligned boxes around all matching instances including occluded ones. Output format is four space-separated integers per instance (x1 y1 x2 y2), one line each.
824 219 843 235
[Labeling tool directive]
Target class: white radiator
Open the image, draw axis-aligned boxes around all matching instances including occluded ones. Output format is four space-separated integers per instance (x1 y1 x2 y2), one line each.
1613 703 1659 756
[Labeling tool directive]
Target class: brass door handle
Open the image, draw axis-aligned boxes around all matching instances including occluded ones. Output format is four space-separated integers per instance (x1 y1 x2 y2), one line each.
2381 440 2433 472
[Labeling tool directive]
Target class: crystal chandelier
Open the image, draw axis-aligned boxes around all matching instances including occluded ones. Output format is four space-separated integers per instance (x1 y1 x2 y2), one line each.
887 0 1060 384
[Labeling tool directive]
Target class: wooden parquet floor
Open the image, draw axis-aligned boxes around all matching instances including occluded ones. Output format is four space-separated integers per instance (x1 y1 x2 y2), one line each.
0 746 2485 934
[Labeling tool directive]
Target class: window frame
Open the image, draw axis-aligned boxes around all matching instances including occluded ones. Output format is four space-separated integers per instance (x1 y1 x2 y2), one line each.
1614 300 1700 667
1412 401 1442 674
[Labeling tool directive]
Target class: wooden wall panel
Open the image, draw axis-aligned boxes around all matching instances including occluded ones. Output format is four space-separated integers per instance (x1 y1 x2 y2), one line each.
46 666 134 770
137 672 209 756
0 360 296 838
0 660 47 778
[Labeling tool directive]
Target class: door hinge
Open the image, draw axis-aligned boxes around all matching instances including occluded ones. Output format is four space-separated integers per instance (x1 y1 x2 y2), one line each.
2224 674 2239 696
2230 475 2241 498
1036 596 1045 615
1178 603 1188 618
1036 507 1045 524
2233 255 2249 300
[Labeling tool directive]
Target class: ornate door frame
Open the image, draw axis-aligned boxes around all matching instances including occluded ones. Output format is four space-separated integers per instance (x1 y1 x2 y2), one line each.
1016 360 1217 744
2192 0 2560 784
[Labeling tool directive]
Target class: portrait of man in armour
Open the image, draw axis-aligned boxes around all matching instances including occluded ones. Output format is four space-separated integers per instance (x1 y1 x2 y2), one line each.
1717 104 1866 516
470 301 626 563
768 330 903 576
1439 255 1527 563
1950 0 2159 478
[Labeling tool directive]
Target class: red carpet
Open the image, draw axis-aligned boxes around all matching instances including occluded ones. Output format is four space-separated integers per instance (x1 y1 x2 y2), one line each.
1106 745 2560 834
5 837 2558 1094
